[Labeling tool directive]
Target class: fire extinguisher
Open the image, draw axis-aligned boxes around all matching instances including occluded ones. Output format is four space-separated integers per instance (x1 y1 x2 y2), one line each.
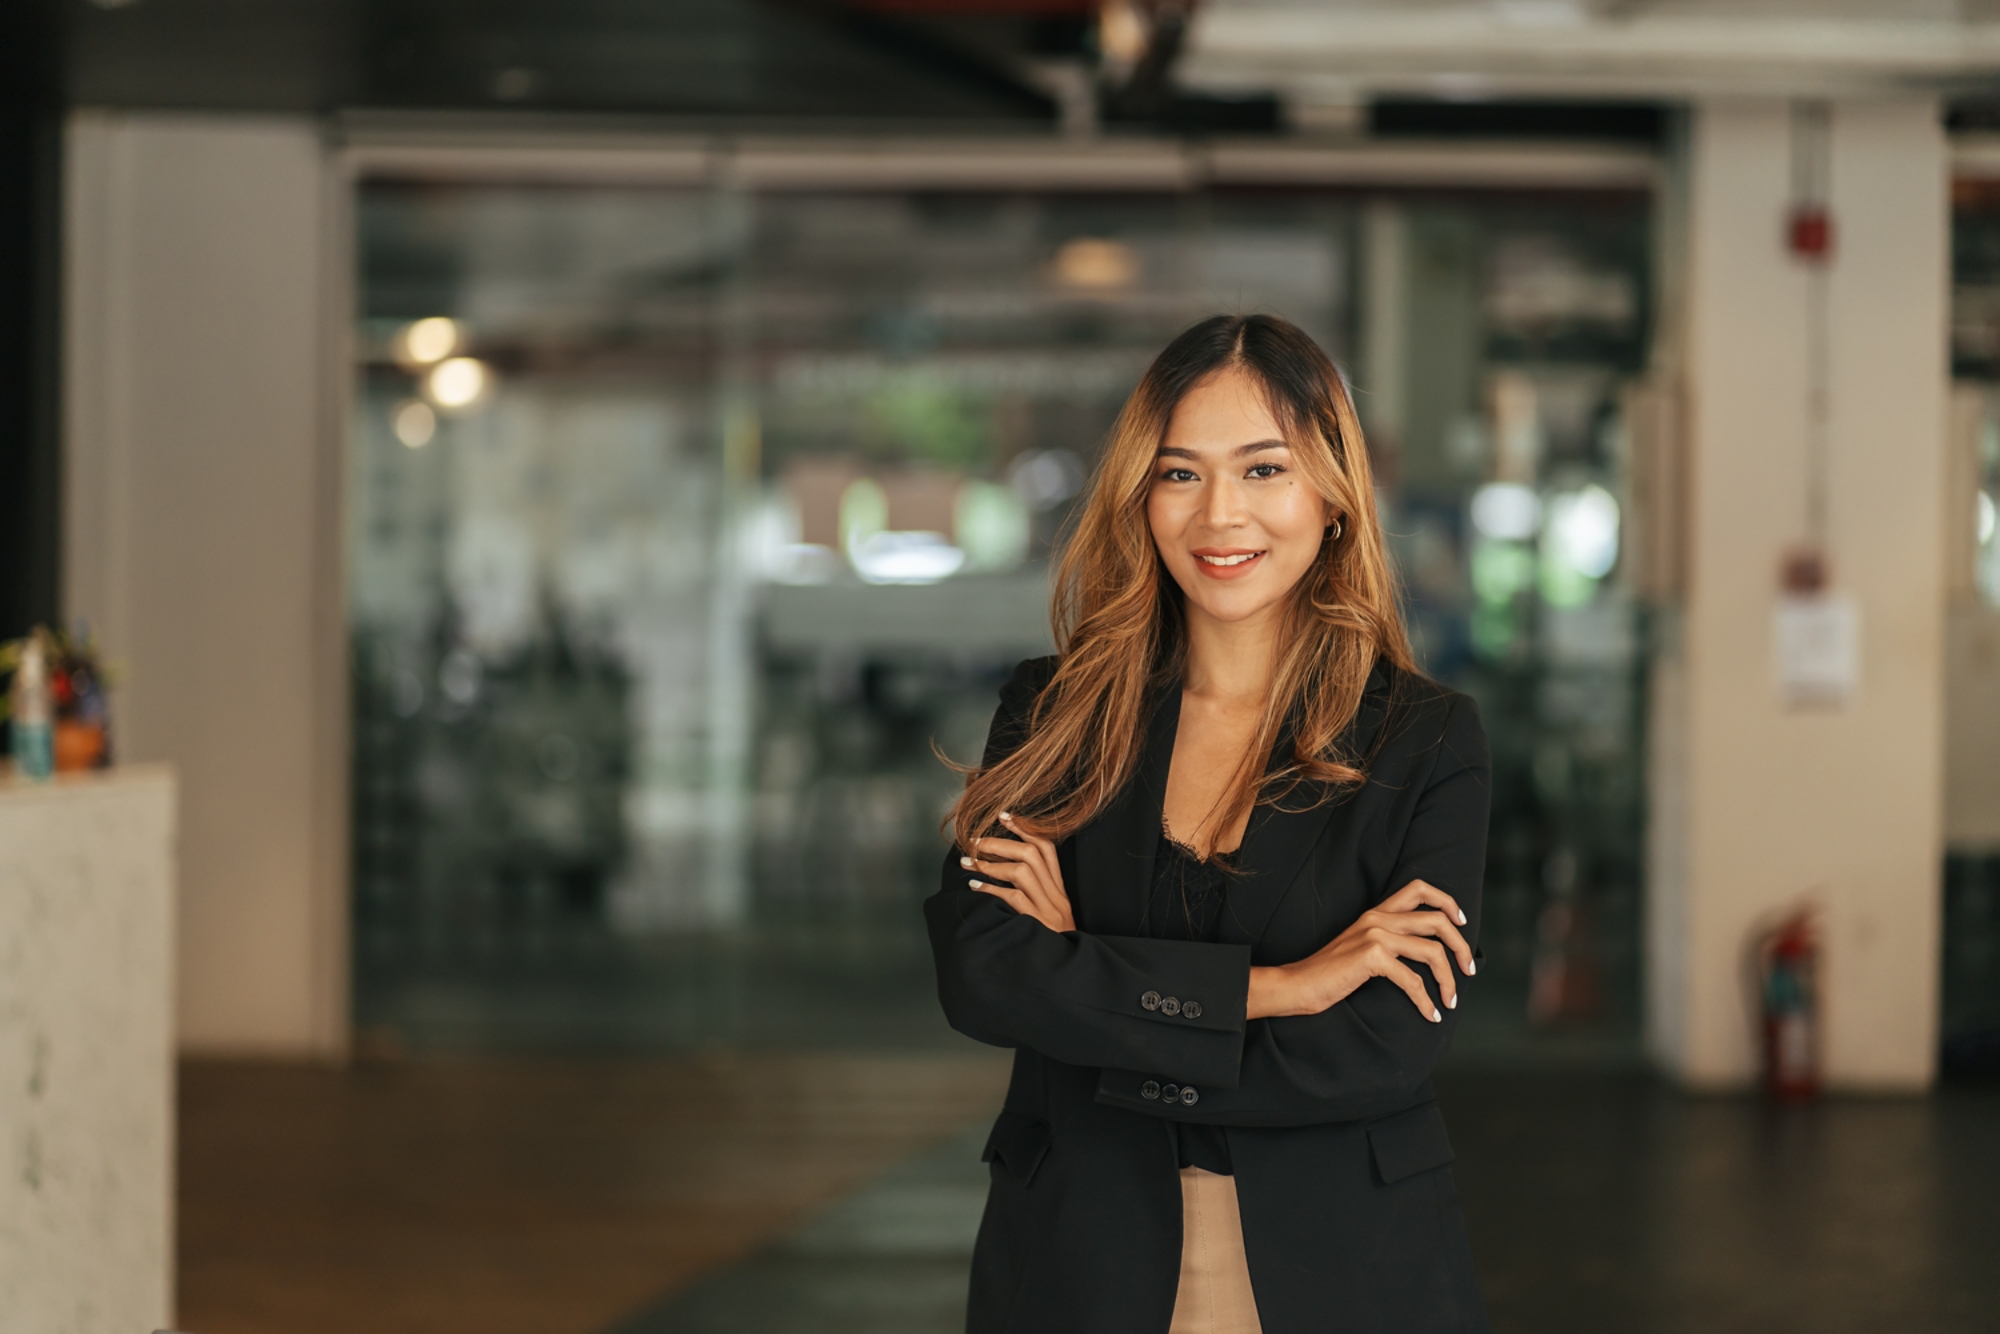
1758 908 1820 1100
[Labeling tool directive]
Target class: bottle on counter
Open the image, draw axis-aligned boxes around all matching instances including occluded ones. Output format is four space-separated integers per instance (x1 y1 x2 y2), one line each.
10 631 54 780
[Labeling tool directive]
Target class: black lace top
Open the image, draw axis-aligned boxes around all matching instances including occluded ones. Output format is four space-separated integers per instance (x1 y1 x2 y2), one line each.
1146 822 1235 1175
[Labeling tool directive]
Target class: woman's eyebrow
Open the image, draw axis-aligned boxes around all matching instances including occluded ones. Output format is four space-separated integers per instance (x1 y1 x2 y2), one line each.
1155 438 1288 461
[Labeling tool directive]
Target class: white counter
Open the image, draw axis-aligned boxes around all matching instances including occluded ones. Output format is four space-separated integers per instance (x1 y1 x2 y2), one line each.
0 764 175 1332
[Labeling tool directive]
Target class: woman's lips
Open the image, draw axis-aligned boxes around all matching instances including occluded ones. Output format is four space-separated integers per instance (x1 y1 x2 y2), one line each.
1192 549 1266 580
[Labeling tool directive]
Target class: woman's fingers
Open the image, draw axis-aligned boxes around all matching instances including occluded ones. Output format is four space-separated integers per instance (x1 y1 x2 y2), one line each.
968 871 1065 934
969 879 1045 925
1368 908 1475 977
964 826 1072 932
997 814 1062 889
1409 936 1457 1007
964 839 1050 903
1384 879 1467 927
1378 957 1442 1023
1369 928 1455 1010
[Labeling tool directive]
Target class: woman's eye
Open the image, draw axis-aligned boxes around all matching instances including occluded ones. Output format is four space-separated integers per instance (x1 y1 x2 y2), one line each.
1161 467 1198 483
1246 463 1283 480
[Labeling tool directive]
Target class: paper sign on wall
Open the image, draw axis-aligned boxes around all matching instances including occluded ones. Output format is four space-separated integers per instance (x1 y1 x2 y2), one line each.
1773 593 1859 708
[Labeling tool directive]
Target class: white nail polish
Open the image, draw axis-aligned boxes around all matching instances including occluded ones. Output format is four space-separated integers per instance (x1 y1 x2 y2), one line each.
1448 995 1457 1010
960 856 973 868
969 879 983 888
1431 1007 1442 1022
1467 961 1477 976
1457 911 1468 925
999 811 1013 821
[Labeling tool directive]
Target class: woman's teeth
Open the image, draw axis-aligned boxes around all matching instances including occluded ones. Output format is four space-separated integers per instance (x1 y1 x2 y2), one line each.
1198 552 1261 566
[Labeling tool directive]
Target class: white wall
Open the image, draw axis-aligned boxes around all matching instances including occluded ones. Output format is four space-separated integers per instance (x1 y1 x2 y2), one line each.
64 113 348 1057
1649 99 1948 1089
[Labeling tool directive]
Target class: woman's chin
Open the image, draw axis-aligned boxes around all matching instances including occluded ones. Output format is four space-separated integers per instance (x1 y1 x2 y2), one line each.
1181 587 1288 628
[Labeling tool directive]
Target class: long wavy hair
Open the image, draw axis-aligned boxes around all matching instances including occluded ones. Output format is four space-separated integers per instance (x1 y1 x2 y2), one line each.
951 314 1415 853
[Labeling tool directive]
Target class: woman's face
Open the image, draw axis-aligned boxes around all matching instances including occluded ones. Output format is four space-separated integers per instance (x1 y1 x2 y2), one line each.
1147 365 1335 629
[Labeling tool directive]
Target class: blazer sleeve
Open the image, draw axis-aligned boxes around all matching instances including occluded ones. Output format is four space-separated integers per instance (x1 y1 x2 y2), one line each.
924 659 1256 1089
1096 693 1492 1126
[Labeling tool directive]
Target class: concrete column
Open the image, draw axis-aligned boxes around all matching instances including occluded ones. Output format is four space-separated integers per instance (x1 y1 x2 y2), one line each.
63 113 349 1057
1647 99 1949 1090
0 767 176 1330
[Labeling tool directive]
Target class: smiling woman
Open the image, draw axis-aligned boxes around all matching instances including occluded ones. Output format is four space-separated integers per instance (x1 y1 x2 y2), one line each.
928 315 1492 1334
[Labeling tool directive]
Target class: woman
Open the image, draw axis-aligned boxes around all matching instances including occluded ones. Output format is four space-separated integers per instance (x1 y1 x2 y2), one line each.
925 314 1491 1334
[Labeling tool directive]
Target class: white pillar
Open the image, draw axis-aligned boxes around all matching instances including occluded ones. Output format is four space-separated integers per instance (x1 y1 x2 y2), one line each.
63 113 349 1057
1647 100 1949 1090
0 768 176 1330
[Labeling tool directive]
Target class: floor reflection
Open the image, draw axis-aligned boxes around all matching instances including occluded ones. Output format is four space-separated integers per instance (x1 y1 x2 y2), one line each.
609 1125 989 1334
179 1063 2000 1333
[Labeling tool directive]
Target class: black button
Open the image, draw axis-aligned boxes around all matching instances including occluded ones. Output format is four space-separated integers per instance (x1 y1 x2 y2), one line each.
1180 1086 1199 1106
1160 996 1181 1016
1141 1080 1161 1100
1161 1083 1180 1103
1141 990 1162 1011
1183 1000 1203 1019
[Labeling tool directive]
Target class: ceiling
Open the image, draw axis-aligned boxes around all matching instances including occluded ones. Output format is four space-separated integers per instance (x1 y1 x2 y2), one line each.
34 0 2000 130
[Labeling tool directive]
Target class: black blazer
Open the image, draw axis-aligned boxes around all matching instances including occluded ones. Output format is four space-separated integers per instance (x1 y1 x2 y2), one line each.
925 655 1492 1334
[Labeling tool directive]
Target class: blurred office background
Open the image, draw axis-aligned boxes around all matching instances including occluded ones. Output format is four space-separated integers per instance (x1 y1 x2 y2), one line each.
3 1 2000 1332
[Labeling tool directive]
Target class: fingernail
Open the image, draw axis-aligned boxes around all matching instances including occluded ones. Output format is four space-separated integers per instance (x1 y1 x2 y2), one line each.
1447 995 1457 1010
999 811 1013 821
969 879 983 888
1431 1007 1442 1023
960 856 973 868
1457 911 1467 925
1466 960 1477 976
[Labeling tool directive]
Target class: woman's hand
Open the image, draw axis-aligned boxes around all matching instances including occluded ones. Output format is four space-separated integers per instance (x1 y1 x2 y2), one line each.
1247 879 1475 1022
962 812 1075 933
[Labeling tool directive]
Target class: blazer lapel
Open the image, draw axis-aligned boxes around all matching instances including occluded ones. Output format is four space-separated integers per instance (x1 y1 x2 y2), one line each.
1219 662 1394 948
1071 660 1396 944
1071 684 1180 935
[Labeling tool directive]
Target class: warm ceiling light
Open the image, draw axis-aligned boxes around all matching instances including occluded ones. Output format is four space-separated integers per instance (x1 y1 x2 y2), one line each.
426 357 491 411
394 400 437 448
399 317 460 367
1053 238 1138 290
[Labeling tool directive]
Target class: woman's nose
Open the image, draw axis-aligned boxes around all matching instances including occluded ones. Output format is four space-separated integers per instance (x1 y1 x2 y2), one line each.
1200 478 1247 526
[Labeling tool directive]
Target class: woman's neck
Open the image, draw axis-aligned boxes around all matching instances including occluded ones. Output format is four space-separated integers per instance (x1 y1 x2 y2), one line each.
1181 602 1282 705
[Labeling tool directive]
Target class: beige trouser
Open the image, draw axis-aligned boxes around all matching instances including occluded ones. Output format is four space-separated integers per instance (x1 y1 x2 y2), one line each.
1169 1167 1265 1334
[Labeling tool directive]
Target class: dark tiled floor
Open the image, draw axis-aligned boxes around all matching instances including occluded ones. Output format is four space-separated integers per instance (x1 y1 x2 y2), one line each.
176 1055 2000 1334
607 1125 991 1334
176 1054 1012 1334
1448 1073 2000 1334
612 1073 2000 1334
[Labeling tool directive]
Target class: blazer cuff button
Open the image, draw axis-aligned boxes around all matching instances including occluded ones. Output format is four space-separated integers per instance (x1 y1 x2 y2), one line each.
1160 997 1181 1016
1180 1086 1199 1106
1140 990 1162 1011
1182 1000 1202 1019
1141 1080 1161 1100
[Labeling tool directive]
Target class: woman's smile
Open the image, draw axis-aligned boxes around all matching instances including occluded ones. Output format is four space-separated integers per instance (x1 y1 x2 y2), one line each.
1192 547 1267 578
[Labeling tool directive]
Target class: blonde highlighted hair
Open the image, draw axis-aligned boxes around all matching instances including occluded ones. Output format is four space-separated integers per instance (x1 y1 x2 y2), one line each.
951 314 1414 852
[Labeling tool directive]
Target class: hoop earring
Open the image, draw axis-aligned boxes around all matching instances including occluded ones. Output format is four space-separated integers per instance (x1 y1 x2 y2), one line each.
1328 518 1343 541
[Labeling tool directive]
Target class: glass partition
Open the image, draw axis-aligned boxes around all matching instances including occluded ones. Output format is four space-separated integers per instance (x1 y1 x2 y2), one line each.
349 167 1651 1060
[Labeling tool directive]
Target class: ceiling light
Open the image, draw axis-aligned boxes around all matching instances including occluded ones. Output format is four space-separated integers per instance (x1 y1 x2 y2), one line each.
426 357 491 411
1054 238 1139 291
393 400 436 448
399 317 460 367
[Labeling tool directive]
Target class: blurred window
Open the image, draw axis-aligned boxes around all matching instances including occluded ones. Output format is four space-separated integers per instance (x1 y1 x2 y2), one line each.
348 169 1652 1060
